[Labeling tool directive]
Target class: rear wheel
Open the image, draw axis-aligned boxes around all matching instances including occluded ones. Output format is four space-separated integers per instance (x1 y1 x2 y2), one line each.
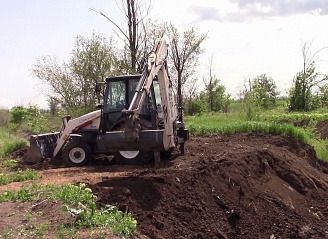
62 139 92 167
114 151 153 165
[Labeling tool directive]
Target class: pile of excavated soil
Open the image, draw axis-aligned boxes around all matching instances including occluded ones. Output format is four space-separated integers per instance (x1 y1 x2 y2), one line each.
90 133 328 239
2 132 328 238
315 119 328 139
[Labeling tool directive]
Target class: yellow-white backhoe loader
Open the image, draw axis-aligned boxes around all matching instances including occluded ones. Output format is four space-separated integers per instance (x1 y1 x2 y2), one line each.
24 37 189 166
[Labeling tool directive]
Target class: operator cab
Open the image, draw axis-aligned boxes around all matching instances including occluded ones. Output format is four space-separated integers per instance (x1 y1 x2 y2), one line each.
101 74 162 132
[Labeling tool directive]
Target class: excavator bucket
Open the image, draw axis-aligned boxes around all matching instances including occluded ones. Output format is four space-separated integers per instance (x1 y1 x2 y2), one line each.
24 133 59 163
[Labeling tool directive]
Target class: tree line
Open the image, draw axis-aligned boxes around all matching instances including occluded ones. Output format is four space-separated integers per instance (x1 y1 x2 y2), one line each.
31 1 328 117
32 0 207 116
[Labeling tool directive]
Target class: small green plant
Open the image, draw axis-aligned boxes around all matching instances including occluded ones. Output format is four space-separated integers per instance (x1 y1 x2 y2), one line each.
1 227 14 239
0 183 138 237
0 127 27 158
24 211 33 222
0 169 39 185
18 220 50 238
2 159 18 168
57 225 77 239
63 203 137 237
0 108 10 127
0 188 34 202
34 222 50 237
46 183 96 207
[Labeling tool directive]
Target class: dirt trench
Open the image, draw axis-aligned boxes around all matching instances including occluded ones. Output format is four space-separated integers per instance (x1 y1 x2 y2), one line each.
2 133 328 239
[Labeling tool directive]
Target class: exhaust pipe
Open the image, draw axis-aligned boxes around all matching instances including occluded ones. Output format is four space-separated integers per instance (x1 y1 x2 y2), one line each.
24 132 59 163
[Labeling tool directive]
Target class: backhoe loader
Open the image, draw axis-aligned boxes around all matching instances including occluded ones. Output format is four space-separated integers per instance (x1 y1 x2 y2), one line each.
24 37 189 166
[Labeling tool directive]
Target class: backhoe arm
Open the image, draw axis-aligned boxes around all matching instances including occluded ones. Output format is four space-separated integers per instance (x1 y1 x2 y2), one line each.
123 38 170 142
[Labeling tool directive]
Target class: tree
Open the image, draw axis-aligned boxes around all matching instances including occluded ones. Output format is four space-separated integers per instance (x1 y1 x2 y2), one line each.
48 97 59 117
289 64 321 111
182 77 199 114
10 106 28 125
288 41 327 111
92 2 207 108
70 33 117 105
10 105 46 133
187 93 207 115
203 57 231 112
91 0 153 71
137 19 167 68
319 83 328 108
166 24 207 108
251 74 278 109
32 33 117 115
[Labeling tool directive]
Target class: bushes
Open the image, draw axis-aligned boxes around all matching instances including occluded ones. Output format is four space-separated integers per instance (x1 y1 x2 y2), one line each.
0 127 27 158
0 109 10 127
8 105 59 134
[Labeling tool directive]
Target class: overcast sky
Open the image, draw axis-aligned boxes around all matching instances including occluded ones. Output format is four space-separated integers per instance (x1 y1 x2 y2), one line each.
1 0 328 109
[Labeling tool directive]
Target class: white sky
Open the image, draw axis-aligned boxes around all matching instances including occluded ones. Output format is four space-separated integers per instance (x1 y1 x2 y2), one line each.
1 0 328 109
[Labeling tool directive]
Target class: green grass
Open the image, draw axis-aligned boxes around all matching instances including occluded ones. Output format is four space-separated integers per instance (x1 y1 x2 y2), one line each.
0 183 137 237
186 111 328 161
260 111 328 122
18 221 50 238
0 188 34 202
0 127 27 158
0 169 39 185
57 225 76 239
2 159 18 168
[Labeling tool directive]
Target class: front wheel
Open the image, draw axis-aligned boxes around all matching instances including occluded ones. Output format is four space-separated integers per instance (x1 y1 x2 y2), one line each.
114 151 153 165
62 139 92 167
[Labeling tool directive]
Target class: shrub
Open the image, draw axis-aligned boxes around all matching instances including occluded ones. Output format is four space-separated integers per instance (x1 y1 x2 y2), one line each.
0 109 10 127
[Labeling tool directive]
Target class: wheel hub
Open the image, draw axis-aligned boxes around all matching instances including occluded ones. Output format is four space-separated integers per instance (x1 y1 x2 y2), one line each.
73 151 81 158
69 147 86 163
119 151 139 159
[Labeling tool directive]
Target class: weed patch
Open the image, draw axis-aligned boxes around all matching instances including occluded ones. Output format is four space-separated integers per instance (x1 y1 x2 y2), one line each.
0 169 39 185
0 127 27 158
2 159 18 168
0 183 137 237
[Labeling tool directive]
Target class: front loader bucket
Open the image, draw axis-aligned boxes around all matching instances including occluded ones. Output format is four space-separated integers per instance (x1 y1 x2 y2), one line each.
24 132 59 163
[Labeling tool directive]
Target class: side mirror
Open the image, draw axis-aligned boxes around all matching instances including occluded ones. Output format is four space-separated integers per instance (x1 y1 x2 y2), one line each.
95 82 105 105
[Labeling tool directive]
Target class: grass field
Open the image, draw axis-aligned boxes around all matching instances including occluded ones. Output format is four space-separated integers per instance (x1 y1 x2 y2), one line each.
186 105 328 161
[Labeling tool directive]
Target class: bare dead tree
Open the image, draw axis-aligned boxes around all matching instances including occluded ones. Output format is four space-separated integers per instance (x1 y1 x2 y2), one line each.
302 40 328 74
167 24 207 108
301 40 328 88
203 56 215 111
183 77 200 114
90 0 153 71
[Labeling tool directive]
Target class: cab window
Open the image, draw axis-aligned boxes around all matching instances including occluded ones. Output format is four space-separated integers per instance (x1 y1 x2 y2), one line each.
104 81 126 112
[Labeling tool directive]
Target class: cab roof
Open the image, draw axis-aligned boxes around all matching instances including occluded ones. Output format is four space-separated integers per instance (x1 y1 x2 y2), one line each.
105 74 142 82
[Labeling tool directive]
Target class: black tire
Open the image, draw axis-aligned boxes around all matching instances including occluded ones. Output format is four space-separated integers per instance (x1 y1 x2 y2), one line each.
114 151 153 165
62 139 92 167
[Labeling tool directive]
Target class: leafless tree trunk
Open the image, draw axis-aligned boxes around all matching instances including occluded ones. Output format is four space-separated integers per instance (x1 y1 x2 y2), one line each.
203 56 215 111
183 77 199 114
167 24 207 108
91 0 152 71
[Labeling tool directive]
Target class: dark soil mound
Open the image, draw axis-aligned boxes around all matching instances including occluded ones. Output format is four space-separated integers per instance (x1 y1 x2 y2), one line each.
7 133 328 238
315 119 328 139
279 119 310 128
89 133 328 239
8 146 29 159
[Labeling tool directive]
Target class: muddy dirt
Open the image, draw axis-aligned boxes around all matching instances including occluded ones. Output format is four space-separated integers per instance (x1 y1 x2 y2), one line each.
2 132 328 238
315 119 328 139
